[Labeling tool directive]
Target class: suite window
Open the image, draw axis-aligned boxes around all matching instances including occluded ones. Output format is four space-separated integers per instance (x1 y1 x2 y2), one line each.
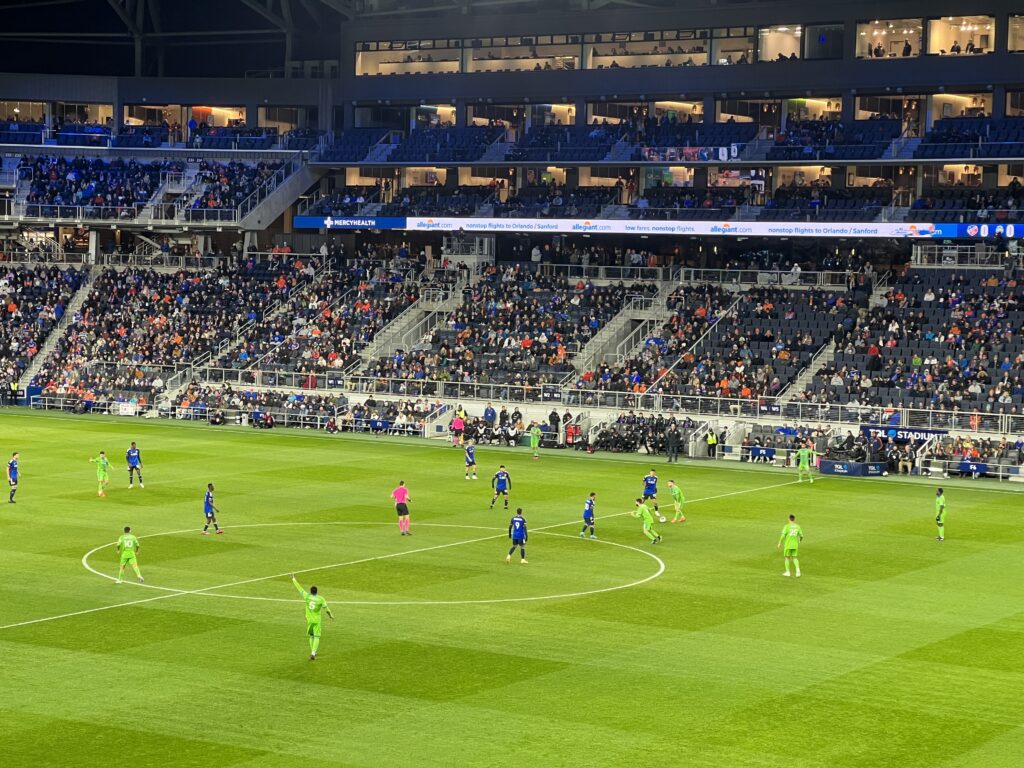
584 29 709 69
927 16 994 55
1010 15 1024 51
758 25 802 62
469 35 580 73
804 24 843 60
711 27 754 65
356 39 461 76
857 19 923 58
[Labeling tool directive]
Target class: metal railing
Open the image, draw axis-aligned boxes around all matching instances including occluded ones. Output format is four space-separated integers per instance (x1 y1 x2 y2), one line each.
673 268 854 290
10 202 146 221
237 153 304 220
911 244 1007 268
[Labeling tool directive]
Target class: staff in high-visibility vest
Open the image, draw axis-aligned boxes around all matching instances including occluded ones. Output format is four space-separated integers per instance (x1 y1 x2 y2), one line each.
706 428 718 458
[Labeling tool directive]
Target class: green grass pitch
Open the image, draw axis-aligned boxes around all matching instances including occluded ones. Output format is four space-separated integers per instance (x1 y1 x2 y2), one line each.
1 410 1023 768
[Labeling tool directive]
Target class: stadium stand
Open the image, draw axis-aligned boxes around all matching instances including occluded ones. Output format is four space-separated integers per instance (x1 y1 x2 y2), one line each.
388 126 504 163
505 123 625 162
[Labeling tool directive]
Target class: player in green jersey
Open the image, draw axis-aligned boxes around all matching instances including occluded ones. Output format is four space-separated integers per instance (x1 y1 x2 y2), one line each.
291 575 334 660
935 487 946 541
632 498 662 544
90 451 110 497
795 442 815 484
529 423 542 460
778 514 803 577
668 480 686 523
116 526 144 584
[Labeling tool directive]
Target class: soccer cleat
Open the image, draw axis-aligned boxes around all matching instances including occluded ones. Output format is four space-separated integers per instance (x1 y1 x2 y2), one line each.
810 479 814 484
98 492 105 497
505 555 511 563
309 654 316 661
783 572 791 576
580 532 585 538
937 537 944 541
115 579 122 584
216 529 225 534
128 485 133 489
138 576 145 583
520 559 528 564
202 531 210 536
795 572 801 578
140 484 144 488
590 534 598 540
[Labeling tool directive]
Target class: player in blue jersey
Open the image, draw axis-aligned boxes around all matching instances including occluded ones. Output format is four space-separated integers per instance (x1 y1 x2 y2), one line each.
7 451 18 504
642 469 661 518
126 442 144 489
464 440 478 480
490 465 511 510
579 492 597 539
505 507 528 564
203 483 224 535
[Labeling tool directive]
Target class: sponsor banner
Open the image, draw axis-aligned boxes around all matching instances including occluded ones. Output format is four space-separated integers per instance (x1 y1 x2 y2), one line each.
117 402 138 417
294 214 978 240
860 426 948 444
750 446 776 460
819 460 888 477
958 460 989 475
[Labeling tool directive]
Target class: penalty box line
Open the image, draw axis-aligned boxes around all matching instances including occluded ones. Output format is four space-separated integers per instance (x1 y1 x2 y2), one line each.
0 478 803 631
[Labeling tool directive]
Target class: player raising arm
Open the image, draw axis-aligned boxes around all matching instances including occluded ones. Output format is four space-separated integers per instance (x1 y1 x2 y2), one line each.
506 507 528 564
7 451 18 504
778 514 803 577
291 575 334 660
126 442 144 489
203 483 224 535
579 492 597 539
116 526 144 584
490 465 511 511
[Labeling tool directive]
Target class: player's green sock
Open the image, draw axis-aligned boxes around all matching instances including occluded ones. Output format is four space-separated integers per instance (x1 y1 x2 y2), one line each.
645 528 657 541
117 565 125 580
792 558 800 573
311 636 320 655
784 559 791 574
132 563 142 578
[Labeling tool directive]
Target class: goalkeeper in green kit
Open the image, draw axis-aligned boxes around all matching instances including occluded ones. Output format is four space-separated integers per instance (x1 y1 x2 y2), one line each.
291 575 334 660
795 441 816 484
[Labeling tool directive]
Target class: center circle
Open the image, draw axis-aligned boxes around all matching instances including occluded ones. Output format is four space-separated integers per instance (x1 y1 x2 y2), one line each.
82 522 665 606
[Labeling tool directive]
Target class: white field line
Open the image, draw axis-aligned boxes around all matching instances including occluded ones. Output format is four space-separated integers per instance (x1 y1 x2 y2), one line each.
0 479 800 630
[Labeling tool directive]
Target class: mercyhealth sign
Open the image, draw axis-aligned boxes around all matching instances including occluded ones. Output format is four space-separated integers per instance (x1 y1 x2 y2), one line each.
295 215 999 240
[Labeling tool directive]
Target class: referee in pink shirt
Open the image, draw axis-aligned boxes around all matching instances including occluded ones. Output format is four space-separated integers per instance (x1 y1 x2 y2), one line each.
391 481 412 535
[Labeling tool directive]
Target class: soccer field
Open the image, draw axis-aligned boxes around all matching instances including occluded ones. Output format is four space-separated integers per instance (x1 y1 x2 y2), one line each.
1 411 1023 768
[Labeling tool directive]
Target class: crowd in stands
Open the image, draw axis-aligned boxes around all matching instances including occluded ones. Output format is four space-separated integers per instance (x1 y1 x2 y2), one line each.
388 126 504 163
363 266 652 388
766 119 900 161
760 183 892 223
505 123 624 162
172 384 442 435
795 269 1024 413
19 155 185 219
0 265 87 389
32 255 310 402
232 270 420 377
494 185 614 218
630 186 747 220
308 187 378 217
189 160 283 219
379 186 491 217
907 182 1023 223
590 412 695 454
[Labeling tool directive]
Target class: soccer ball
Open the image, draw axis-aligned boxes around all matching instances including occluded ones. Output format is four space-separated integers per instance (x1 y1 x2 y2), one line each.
882 471 889 476
659 515 667 523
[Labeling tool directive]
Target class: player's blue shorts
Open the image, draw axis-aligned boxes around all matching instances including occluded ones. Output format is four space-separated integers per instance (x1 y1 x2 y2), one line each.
8 475 17 485
511 537 526 546
495 487 508 494
465 458 475 466
204 510 215 519
643 492 657 500
583 514 594 524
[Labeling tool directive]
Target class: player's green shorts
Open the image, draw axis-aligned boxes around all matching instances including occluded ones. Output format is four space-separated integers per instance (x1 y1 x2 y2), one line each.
784 547 798 557
97 472 109 481
306 621 322 638
642 521 655 531
120 554 136 564
673 501 684 512
798 463 810 471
